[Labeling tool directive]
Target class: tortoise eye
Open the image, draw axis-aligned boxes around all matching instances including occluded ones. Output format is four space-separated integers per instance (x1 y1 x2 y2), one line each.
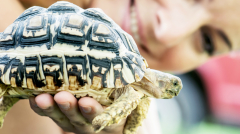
173 81 178 86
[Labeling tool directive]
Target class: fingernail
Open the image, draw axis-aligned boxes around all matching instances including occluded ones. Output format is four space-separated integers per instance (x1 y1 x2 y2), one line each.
81 106 92 113
58 103 70 110
40 106 53 112
44 106 53 110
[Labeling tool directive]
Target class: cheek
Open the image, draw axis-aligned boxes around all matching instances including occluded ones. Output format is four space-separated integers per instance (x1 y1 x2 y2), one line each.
144 42 210 73
161 45 209 73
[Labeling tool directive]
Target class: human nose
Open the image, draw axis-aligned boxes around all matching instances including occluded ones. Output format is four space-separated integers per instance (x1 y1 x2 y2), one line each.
153 5 210 47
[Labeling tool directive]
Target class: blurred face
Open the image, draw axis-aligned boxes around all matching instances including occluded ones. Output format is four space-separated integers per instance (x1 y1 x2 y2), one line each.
92 0 240 73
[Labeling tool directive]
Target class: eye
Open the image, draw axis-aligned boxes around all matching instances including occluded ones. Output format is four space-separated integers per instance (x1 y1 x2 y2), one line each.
201 27 214 55
173 81 178 86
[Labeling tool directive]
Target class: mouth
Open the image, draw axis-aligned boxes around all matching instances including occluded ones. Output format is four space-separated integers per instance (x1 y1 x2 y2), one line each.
130 0 141 45
129 0 149 53
168 90 177 97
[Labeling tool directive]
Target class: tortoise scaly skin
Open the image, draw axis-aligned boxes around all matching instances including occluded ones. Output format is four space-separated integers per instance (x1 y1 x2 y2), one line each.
0 2 182 134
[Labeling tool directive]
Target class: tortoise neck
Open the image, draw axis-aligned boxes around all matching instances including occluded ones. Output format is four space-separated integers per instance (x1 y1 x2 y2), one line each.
142 68 156 84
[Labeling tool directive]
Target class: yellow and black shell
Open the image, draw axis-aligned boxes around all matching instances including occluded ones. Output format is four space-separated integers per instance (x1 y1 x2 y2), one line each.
0 1 147 92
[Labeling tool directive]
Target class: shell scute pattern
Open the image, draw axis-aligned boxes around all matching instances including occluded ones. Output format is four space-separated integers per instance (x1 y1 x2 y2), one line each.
15 6 46 22
47 1 84 13
57 14 88 44
82 8 114 27
21 14 51 47
0 54 16 85
24 56 43 88
0 2 184 134
65 55 87 87
0 2 146 92
0 23 19 49
90 22 118 51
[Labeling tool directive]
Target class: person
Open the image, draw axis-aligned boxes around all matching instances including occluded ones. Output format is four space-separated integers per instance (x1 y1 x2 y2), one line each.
0 0 239 134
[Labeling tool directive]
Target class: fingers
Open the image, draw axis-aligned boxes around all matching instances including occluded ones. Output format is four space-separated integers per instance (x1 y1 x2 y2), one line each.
35 94 75 132
78 97 126 133
54 92 107 133
29 97 45 116
29 92 127 134
78 97 104 123
54 91 89 126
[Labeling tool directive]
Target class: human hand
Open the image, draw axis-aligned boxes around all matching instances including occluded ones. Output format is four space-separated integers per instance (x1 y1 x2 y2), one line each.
29 91 126 134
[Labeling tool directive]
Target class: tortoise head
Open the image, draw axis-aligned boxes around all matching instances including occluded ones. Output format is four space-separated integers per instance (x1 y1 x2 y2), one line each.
142 69 183 99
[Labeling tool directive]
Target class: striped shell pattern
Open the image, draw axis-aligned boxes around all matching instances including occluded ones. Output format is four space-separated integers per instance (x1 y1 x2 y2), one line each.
0 2 147 97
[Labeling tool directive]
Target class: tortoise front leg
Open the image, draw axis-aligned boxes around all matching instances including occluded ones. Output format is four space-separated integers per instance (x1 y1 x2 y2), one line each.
124 97 151 134
92 85 142 133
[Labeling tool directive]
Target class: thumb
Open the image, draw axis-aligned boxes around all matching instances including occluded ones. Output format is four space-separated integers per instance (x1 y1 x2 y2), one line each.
78 97 104 123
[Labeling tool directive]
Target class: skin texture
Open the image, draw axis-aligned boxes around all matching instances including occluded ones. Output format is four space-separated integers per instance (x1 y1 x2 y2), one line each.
31 92 126 134
0 0 240 134
93 0 240 73
1 1 239 72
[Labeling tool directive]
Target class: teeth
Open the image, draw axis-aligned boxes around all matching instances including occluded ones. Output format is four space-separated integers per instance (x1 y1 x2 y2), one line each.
130 6 142 44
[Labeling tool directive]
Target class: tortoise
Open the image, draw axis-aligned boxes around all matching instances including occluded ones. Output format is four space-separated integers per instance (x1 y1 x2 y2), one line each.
0 1 182 134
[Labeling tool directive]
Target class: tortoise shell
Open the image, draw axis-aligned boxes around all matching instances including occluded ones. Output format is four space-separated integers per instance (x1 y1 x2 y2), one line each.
0 2 147 94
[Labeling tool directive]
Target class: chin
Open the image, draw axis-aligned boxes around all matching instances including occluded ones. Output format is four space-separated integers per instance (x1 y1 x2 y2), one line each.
151 65 197 74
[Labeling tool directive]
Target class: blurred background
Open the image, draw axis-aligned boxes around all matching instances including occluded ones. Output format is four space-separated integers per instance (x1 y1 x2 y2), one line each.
1 1 240 134
156 53 240 134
